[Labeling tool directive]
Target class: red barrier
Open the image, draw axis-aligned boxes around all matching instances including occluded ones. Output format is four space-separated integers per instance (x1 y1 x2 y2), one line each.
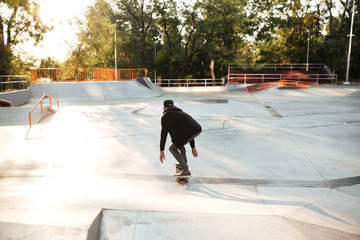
0 99 12 107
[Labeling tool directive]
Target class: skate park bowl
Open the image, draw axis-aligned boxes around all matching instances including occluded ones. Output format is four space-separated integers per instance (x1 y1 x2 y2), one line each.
0 79 359 240
27 78 164 103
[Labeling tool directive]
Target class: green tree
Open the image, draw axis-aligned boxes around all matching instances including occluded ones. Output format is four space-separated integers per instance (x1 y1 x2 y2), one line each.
0 0 50 74
325 0 359 79
350 0 360 80
154 0 201 79
254 0 359 80
39 57 61 68
154 0 257 79
256 0 325 64
115 0 157 69
195 0 256 79
65 0 115 68
154 0 181 79
61 0 359 81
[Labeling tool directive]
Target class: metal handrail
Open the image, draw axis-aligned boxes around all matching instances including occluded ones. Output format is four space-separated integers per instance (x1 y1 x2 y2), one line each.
228 63 337 84
0 75 28 91
158 78 225 87
29 94 59 127
323 65 337 84
228 73 334 84
246 80 319 93
229 63 326 71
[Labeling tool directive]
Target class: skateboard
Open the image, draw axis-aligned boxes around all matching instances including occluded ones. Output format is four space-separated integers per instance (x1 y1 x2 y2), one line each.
175 164 189 184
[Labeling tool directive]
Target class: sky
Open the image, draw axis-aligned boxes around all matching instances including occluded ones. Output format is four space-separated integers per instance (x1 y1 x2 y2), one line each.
16 0 95 64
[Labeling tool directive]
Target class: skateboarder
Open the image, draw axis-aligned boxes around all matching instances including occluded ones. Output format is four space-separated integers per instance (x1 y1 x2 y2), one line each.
160 99 202 176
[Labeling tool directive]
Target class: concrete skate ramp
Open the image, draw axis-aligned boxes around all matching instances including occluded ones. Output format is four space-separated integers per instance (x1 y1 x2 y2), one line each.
100 209 360 240
0 89 30 106
0 210 102 240
29 80 164 103
136 77 163 93
0 221 88 240
2 84 360 240
252 85 360 97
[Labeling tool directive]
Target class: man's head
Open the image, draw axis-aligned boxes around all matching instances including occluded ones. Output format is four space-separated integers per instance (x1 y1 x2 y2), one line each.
163 99 174 109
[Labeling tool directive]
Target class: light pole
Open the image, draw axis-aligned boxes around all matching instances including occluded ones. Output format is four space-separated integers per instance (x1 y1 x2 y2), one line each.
114 20 120 81
154 42 157 84
306 29 310 71
345 0 355 85
114 24 117 80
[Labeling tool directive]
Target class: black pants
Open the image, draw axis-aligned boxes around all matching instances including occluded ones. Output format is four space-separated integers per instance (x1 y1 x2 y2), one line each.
169 132 201 171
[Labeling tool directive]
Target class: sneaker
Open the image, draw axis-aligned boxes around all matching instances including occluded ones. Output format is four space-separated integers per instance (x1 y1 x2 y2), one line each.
175 171 191 177
175 164 189 170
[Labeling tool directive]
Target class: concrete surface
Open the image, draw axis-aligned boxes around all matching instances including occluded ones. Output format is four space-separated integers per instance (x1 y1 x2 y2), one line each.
0 89 30 106
0 82 359 240
28 80 164 103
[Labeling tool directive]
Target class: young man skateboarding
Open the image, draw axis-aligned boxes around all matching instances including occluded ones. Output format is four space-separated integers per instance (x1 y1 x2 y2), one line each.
160 100 202 176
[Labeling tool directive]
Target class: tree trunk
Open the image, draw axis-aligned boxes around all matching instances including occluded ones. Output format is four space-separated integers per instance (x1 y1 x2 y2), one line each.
0 16 4 48
0 15 11 74
209 58 216 80
325 0 335 71
6 7 18 49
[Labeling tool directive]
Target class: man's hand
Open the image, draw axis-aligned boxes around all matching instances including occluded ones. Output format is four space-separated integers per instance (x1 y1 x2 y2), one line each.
160 151 165 163
192 147 198 157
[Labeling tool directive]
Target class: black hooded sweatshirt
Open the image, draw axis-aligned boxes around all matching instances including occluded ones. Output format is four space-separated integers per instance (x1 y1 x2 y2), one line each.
160 106 202 151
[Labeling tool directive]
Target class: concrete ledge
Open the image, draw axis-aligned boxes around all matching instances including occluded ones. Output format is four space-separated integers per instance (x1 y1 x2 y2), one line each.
100 209 360 240
162 84 251 92
0 221 88 240
0 210 103 240
0 89 30 106
86 211 102 240
226 83 248 91
163 86 226 92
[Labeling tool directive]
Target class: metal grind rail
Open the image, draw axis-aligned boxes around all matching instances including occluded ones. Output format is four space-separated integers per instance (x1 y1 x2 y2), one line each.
158 78 225 87
246 80 319 93
29 94 59 127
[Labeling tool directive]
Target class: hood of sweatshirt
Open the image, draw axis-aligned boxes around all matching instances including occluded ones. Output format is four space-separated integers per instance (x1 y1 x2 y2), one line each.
163 106 183 114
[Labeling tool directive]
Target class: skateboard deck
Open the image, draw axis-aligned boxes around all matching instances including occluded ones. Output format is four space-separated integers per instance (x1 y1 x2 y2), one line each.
175 164 189 183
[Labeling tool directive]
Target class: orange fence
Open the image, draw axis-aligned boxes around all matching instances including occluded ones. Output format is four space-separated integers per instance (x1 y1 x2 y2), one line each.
30 68 147 83
29 94 59 127
246 80 318 93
